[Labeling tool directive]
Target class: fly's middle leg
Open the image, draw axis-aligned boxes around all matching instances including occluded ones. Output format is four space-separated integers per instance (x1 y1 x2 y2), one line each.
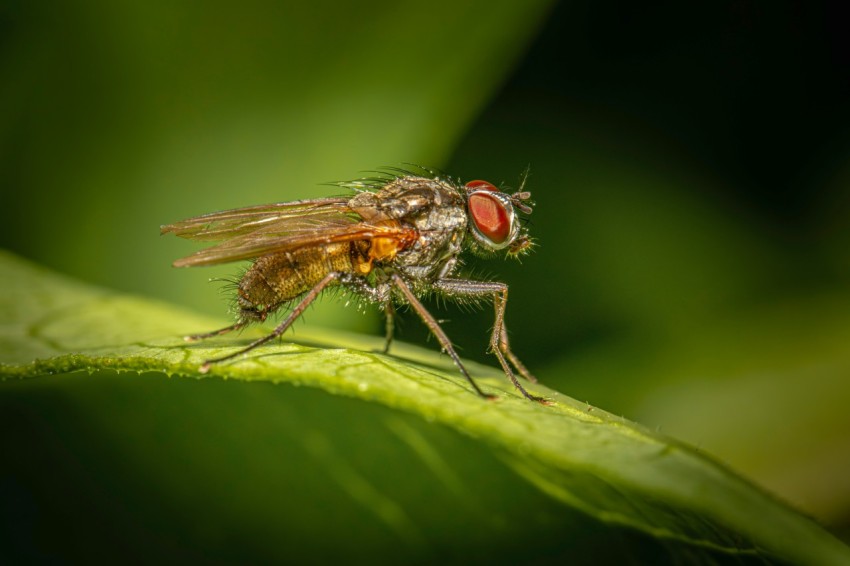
336 274 395 353
383 300 395 354
390 274 495 400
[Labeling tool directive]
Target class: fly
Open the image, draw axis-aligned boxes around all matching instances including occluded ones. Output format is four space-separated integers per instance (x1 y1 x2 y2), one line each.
161 167 546 402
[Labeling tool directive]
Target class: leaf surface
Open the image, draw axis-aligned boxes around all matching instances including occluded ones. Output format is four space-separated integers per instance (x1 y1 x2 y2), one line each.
2 249 848 564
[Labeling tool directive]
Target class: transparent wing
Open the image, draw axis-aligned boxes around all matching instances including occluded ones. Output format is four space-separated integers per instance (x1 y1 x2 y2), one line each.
160 198 352 242
162 199 414 267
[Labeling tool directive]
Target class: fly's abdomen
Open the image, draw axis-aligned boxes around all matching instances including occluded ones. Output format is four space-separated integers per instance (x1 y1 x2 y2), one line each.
237 242 355 318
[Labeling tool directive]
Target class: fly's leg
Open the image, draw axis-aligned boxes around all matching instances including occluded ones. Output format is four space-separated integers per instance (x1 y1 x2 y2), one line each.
493 294 537 383
198 272 339 373
383 300 395 354
336 275 395 354
391 274 496 400
184 320 249 342
432 279 546 403
499 328 537 383
185 301 273 342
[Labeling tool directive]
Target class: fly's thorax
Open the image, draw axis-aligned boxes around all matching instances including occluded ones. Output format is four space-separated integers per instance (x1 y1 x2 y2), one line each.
237 243 354 314
377 178 467 281
350 176 464 220
398 202 466 271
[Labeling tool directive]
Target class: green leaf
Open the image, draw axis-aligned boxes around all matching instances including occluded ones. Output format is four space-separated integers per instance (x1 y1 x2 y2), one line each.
2 249 849 565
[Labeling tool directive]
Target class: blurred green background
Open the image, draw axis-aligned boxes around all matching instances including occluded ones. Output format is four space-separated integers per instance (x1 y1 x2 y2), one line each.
2 0 850 556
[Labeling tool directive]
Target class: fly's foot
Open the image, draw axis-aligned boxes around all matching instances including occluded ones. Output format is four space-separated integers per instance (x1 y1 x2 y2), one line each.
528 394 554 405
514 383 551 404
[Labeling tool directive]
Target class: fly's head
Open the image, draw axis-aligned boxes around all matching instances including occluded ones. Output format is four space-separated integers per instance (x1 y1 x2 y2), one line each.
463 179 534 258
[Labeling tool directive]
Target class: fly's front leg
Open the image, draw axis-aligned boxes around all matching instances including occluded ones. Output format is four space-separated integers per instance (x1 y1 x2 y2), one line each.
493 293 537 384
432 278 545 402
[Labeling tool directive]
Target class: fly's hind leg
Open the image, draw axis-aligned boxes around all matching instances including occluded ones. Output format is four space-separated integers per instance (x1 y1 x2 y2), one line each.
198 272 340 373
184 320 249 342
184 302 272 342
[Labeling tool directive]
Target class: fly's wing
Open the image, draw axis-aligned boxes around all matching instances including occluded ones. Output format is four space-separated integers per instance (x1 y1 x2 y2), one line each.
160 198 352 242
162 198 413 267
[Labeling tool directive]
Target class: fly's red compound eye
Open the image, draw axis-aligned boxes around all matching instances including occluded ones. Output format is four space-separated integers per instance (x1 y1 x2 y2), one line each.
465 180 499 192
468 191 511 245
